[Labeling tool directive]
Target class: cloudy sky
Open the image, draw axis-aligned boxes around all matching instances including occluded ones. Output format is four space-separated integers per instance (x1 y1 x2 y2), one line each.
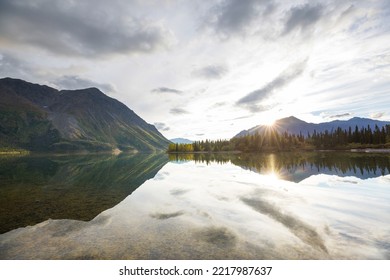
1 0 390 140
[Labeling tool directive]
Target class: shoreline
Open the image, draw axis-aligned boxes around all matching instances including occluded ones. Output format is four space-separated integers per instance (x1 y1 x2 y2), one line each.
350 148 390 153
167 148 390 154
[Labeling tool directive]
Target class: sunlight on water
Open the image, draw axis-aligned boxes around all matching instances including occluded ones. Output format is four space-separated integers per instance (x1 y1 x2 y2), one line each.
0 153 389 259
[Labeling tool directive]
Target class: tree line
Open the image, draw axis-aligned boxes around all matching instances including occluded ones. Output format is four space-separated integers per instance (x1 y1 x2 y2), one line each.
168 152 390 177
167 124 390 153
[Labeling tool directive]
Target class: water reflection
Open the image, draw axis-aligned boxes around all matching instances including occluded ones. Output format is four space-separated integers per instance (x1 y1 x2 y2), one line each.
169 152 390 182
0 153 168 233
1 152 389 259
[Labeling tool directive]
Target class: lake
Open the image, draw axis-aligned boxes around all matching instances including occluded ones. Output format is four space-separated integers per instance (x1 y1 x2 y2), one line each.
0 152 389 259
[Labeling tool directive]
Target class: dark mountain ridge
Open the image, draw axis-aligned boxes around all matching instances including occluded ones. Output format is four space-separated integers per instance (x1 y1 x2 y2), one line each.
0 77 170 152
235 116 390 138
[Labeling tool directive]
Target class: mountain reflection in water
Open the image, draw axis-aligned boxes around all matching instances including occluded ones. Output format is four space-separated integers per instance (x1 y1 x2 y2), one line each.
0 153 168 233
1 152 389 260
169 152 390 181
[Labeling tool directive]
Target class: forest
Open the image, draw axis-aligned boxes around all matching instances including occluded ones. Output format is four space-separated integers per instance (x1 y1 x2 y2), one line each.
168 124 390 153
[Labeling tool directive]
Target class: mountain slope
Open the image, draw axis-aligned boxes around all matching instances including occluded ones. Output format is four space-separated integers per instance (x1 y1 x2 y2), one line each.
235 116 390 138
0 77 170 152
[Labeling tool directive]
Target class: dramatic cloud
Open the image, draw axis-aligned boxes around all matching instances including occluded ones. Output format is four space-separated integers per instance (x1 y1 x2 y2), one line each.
211 102 227 108
237 60 307 112
151 87 183 94
370 112 385 119
0 53 32 79
205 0 274 37
328 113 351 119
0 0 173 57
283 4 324 35
53 75 115 93
154 122 170 131
170 108 189 115
225 115 253 121
192 65 228 80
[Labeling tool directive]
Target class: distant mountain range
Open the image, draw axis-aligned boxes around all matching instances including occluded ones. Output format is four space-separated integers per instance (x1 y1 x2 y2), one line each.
235 116 390 138
169 138 193 144
0 77 170 152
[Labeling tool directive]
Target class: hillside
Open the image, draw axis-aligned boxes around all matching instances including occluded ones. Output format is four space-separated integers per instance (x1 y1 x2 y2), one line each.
0 77 170 152
235 116 390 138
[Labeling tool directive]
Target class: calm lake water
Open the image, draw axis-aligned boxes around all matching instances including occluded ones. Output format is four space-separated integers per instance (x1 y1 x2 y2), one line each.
0 152 389 259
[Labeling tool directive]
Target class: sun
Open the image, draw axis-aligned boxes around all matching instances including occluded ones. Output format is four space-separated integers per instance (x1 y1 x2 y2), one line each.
260 111 280 127
263 118 276 127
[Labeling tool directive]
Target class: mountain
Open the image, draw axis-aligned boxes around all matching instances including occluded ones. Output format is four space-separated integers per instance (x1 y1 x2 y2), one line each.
0 77 170 152
169 138 193 144
235 116 390 138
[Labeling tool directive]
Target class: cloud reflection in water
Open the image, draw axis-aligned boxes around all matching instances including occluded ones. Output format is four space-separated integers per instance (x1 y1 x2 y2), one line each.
1 154 389 259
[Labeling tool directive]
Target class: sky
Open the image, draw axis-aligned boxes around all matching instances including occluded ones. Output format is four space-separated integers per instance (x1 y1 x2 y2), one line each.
1 0 390 140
